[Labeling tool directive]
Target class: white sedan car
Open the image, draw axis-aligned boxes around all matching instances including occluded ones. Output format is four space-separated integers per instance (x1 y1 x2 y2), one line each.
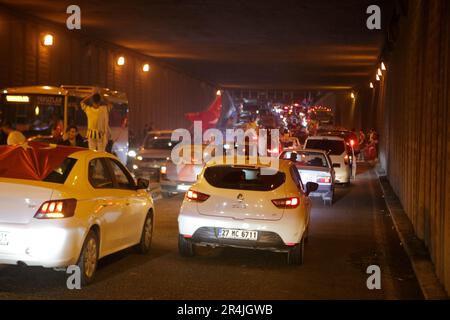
0 146 154 285
178 157 318 265
304 136 353 185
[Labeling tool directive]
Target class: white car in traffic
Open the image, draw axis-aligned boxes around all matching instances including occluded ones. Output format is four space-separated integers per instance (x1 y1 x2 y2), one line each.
304 136 352 185
178 157 318 265
0 145 154 285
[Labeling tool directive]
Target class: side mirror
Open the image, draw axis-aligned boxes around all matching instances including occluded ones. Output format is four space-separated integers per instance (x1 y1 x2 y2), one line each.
305 182 319 196
136 178 149 190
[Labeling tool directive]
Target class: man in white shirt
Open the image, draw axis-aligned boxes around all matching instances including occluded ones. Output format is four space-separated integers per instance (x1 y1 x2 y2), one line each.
1 121 26 145
80 90 112 152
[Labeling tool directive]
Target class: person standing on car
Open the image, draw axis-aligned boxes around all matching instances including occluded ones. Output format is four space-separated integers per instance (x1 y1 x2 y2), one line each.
80 90 112 152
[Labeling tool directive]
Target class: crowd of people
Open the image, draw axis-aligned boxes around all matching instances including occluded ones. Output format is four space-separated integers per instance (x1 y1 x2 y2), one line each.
357 128 379 161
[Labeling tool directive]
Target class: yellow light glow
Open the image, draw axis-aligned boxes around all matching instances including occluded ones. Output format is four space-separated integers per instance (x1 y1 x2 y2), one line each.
350 92 355 99
35 106 40 116
370 82 374 88
42 34 54 46
117 56 125 66
6 95 30 103
216 90 221 96
381 62 386 71
142 63 150 72
376 74 381 81
377 68 382 77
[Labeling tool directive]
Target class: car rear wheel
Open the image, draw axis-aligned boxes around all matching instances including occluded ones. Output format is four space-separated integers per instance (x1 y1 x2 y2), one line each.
135 212 153 254
178 234 195 257
287 237 305 265
77 230 99 286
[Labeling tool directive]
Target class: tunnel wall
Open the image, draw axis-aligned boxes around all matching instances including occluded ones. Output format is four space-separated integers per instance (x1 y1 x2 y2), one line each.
371 0 450 294
0 7 217 137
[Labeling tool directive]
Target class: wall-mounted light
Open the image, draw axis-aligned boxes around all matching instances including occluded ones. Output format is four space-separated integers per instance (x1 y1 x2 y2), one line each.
350 92 355 99
42 34 54 46
142 63 150 72
370 82 374 89
377 68 383 77
117 56 125 66
376 74 381 81
381 62 387 71
216 90 221 96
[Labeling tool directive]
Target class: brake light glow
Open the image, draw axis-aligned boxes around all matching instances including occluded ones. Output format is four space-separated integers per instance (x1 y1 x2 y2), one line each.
186 189 210 202
34 199 77 219
317 176 331 183
272 197 300 209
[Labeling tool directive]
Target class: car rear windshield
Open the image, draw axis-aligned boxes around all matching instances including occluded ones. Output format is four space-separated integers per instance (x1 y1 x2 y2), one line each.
43 158 77 184
204 166 285 191
144 137 175 150
305 139 345 155
281 151 329 168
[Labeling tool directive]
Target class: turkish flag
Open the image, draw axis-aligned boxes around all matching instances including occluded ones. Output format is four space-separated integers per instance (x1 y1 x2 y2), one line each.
0 142 83 181
185 94 222 131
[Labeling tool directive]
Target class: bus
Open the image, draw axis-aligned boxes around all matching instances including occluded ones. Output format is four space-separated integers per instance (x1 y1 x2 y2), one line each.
0 85 129 164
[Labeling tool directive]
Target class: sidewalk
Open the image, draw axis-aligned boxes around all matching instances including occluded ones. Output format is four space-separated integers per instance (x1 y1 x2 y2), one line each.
375 167 448 300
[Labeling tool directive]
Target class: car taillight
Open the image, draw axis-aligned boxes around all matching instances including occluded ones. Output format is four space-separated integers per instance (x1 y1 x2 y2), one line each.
272 197 300 209
160 166 167 174
317 176 331 184
34 199 77 219
186 189 210 202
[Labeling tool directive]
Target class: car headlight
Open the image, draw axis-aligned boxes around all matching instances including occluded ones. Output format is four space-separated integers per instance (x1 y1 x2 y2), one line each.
128 150 137 158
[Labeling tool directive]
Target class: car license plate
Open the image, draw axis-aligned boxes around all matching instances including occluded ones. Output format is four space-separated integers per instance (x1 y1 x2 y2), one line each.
218 229 258 241
0 232 10 246
177 184 190 191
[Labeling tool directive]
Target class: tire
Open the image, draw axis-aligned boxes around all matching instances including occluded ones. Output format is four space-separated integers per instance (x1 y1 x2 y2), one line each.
135 212 153 254
76 230 99 286
304 224 310 244
287 236 305 265
162 191 174 198
178 234 195 257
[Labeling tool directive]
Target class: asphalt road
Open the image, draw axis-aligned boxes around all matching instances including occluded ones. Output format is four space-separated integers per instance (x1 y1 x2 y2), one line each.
0 163 423 299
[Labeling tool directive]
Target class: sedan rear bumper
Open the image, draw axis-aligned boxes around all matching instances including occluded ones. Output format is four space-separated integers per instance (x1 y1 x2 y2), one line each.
188 226 290 252
0 222 83 268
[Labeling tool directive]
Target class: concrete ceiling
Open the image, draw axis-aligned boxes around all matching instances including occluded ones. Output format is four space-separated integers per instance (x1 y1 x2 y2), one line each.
0 0 394 91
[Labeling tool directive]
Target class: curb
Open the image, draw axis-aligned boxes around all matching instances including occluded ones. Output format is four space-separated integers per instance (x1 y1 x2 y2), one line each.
375 166 448 300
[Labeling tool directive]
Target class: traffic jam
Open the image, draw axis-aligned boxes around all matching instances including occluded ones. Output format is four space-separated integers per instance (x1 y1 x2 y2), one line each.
0 0 446 305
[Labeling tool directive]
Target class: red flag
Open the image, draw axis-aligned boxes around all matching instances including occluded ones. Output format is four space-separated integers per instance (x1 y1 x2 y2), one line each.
185 94 222 131
0 142 83 181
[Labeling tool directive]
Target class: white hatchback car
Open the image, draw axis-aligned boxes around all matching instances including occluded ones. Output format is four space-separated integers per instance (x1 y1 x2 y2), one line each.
178 157 318 265
0 145 154 285
304 136 353 185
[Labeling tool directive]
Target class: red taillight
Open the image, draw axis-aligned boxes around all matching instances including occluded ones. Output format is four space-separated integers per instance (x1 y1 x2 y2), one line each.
272 197 300 209
186 189 210 202
317 177 331 184
34 199 77 219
